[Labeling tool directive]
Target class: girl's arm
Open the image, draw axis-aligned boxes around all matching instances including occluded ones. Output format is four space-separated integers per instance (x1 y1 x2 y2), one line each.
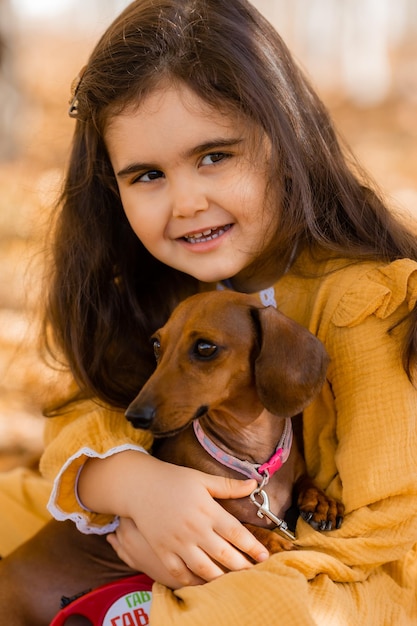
77 450 269 587
40 400 154 533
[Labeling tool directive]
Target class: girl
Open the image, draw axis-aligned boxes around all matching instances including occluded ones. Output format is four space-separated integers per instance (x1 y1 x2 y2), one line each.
1 0 417 624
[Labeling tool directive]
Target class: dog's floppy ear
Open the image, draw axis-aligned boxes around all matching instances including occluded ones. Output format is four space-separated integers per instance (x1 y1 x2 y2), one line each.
252 306 329 417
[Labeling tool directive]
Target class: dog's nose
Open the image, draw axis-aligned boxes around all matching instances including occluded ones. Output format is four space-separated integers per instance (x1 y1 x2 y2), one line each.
125 404 156 429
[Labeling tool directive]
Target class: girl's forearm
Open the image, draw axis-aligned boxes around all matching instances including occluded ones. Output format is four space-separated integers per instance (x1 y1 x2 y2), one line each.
77 449 158 516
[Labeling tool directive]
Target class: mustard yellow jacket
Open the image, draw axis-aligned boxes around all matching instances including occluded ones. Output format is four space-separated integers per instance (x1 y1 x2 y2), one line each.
40 251 417 625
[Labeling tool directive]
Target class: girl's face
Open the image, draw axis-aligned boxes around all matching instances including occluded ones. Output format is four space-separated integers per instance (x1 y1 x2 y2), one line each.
105 82 280 292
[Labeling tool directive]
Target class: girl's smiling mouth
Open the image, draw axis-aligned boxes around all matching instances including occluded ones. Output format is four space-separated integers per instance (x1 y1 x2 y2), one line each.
182 224 233 244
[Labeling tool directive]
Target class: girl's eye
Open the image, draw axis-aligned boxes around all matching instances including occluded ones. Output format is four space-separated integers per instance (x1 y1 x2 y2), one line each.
152 338 161 360
193 340 218 359
201 152 228 166
134 170 164 183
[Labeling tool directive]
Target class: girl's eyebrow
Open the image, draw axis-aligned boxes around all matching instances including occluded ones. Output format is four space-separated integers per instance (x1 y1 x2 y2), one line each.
185 137 243 159
116 137 243 178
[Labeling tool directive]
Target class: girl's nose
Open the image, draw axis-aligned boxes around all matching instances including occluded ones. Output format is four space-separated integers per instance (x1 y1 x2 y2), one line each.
170 176 209 218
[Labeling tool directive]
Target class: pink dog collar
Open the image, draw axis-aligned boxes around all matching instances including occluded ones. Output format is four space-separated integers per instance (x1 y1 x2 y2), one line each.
193 417 293 483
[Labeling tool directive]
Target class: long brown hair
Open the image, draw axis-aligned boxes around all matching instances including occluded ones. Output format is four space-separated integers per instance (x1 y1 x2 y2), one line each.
44 0 417 410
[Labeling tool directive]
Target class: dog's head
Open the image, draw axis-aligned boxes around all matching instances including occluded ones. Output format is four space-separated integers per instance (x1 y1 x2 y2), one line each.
125 290 329 436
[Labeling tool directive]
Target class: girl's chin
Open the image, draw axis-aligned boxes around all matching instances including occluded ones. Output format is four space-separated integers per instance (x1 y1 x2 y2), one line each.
180 267 238 285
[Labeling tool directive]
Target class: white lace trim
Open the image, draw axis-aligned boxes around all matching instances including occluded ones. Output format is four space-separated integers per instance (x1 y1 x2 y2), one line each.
47 444 148 535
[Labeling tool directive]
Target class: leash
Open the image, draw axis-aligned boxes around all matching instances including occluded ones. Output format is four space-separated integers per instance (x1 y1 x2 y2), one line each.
193 417 296 540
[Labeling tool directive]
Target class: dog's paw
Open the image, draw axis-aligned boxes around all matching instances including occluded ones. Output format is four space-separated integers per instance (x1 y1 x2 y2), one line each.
244 523 296 554
297 484 344 531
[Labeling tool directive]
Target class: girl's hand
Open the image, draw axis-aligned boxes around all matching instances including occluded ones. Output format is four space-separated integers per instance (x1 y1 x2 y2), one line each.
107 517 206 588
79 452 269 588
126 461 269 587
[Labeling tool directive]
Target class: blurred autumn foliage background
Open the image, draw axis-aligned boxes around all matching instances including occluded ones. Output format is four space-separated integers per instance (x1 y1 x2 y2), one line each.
0 0 417 471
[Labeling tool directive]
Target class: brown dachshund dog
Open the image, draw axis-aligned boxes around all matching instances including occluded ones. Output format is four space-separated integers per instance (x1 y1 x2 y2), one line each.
126 290 344 554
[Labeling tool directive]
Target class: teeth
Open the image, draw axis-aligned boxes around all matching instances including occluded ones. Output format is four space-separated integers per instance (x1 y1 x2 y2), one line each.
184 225 230 244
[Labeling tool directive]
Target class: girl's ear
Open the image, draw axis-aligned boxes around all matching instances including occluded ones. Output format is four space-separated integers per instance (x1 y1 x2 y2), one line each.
252 307 329 417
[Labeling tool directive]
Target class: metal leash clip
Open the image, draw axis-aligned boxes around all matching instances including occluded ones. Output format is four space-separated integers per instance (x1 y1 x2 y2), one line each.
249 475 296 541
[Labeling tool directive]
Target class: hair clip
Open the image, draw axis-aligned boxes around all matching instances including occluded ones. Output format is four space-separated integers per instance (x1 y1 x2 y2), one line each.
68 65 87 118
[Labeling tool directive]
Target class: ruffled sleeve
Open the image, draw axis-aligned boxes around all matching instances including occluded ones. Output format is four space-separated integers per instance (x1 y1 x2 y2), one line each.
40 399 153 533
332 258 417 327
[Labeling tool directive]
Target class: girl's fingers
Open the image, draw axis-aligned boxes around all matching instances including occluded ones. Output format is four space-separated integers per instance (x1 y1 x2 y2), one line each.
201 476 270 564
217 517 270 564
195 523 268 574
155 552 205 588
178 514 269 578
178 546 227 582
205 476 258 500
106 531 136 570
176 525 268 581
175 476 270 574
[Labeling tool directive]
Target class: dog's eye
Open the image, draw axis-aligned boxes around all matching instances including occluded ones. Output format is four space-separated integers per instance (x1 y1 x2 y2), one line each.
152 339 161 361
194 340 218 359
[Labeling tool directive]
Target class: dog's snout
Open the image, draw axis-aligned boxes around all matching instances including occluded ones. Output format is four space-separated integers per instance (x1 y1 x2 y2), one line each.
125 403 156 430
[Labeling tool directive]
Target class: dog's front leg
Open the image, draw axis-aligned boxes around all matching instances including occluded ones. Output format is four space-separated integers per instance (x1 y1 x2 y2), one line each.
294 475 344 531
